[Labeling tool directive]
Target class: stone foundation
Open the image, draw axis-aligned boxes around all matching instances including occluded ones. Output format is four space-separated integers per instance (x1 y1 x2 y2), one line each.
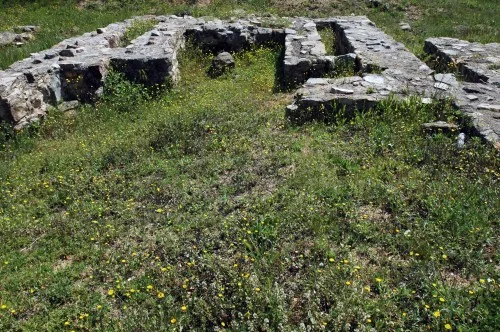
288 17 499 148
0 15 498 148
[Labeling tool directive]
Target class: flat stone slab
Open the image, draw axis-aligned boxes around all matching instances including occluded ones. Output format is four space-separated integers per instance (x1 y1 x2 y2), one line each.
422 121 459 134
287 75 409 122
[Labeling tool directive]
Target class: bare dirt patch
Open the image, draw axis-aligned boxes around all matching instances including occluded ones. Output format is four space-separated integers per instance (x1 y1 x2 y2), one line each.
358 205 391 223
53 256 73 272
440 270 473 288
405 5 423 21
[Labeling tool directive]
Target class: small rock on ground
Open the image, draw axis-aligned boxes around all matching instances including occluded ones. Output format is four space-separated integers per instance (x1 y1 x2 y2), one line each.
399 22 411 31
421 121 459 134
208 51 235 77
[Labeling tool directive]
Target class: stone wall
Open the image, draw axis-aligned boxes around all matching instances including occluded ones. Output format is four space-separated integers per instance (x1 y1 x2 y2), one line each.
288 17 499 148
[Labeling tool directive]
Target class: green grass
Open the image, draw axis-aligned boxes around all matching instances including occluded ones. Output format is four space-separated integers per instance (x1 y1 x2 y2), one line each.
366 0 499 55
318 27 335 55
1 42 499 331
120 18 158 47
0 0 499 330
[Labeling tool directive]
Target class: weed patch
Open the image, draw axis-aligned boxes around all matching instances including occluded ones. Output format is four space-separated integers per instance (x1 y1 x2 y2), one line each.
120 18 157 47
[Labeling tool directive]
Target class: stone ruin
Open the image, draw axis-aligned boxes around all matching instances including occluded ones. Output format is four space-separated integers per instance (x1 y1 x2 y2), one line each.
286 17 499 148
0 15 498 148
0 25 40 48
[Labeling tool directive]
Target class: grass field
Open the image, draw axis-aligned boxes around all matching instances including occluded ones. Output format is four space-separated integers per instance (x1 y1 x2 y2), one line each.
0 0 499 330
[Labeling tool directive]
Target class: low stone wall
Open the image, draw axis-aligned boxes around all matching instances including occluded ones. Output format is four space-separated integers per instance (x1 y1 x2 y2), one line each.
424 37 499 86
0 17 138 128
288 17 499 148
282 19 334 88
0 15 285 129
185 19 285 52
